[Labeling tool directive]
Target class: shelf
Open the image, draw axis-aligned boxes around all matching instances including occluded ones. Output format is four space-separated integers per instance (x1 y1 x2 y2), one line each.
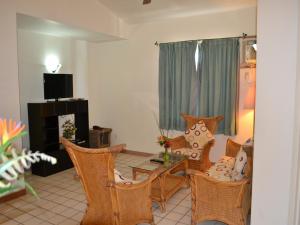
28 100 89 176
43 127 58 130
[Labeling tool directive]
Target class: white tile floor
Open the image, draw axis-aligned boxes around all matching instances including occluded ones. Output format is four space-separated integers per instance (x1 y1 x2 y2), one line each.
0 153 237 225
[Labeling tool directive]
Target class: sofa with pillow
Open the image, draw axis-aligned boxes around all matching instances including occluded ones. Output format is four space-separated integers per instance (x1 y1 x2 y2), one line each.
188 138 253 225
169 113 224 171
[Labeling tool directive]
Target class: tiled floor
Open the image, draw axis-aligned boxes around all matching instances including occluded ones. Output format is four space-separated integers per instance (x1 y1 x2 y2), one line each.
1 153 233 225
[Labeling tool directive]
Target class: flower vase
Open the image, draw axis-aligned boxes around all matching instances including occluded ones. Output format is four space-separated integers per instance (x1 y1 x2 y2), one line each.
163 147 170 164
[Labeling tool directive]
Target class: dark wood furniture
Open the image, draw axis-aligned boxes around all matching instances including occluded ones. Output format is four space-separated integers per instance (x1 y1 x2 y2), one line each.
89 127 112 148
61 138 157 225
28 99 89 176
130 155 189 212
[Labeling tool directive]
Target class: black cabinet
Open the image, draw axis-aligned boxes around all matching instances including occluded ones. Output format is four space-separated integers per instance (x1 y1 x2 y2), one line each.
28 100 89 176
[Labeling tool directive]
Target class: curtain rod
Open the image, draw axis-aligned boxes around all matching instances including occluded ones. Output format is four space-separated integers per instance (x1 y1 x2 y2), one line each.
154 33 257 46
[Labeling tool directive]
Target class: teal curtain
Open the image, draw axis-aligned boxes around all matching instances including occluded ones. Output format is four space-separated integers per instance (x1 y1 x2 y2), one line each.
198 38 239 135
159 41 198 131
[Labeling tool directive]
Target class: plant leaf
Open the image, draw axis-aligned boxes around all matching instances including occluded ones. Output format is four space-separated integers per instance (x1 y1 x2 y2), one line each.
0 185 15 195
24 181 39 199
0 131 27 154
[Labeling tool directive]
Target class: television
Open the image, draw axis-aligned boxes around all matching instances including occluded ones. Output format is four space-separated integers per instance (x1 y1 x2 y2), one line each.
43 73 73 100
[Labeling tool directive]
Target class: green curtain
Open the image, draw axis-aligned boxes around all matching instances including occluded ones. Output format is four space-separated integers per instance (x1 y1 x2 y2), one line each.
159 41 198 131
198 38 239 135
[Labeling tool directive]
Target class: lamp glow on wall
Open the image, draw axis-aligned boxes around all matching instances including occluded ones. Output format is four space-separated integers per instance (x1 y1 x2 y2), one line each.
244 68 256 139
244 83 256 109
45 55 62 73
244 68 256 110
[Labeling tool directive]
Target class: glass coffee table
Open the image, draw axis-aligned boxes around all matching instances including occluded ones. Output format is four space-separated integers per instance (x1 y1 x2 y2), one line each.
129 154 189 212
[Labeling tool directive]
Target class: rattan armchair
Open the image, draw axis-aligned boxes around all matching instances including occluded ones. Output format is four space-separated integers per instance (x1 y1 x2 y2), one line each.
61 138 158 225
189 138 253 225
169 114 224 171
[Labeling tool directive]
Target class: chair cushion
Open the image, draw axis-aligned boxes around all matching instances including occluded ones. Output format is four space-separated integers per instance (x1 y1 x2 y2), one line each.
231 148 248 181
173 148 201 160
184 120 214 151
207 156 235 181
114 169 139 184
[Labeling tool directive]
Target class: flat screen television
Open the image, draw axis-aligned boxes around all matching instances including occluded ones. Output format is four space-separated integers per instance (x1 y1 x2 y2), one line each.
43 73 73 100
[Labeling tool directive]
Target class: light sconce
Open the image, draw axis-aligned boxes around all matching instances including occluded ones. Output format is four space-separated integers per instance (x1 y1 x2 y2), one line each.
252 43 257 51
45 55 62 73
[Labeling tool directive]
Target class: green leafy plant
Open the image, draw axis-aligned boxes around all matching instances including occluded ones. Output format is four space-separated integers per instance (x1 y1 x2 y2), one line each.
62 119 76 140
0 119 57 197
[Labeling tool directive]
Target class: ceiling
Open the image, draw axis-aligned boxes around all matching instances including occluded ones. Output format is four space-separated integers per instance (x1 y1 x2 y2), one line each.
98 0 257 24
17 14 121 42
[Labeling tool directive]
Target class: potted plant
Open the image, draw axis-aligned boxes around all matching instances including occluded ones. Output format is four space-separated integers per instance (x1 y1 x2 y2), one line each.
0 119 57 197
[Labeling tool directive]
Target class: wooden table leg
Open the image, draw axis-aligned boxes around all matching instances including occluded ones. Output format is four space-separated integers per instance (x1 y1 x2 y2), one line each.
132 168 137 180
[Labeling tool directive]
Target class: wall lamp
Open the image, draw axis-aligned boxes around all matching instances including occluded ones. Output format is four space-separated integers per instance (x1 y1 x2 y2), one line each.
45 55 62 73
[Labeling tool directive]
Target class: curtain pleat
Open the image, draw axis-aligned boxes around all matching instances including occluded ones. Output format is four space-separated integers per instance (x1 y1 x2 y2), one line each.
198 38 239 135
159 41 198 131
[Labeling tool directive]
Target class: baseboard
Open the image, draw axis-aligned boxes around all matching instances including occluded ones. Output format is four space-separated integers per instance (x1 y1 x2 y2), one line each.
121 149 154 157
0 189 26 203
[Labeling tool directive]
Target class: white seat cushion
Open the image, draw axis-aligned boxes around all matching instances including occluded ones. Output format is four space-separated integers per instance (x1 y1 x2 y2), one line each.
207 156 235 181
114 169 139 184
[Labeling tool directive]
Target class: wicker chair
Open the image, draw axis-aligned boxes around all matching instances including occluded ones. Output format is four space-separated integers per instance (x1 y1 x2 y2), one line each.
189 138 253 225
61 138 158 225
169 113 224 171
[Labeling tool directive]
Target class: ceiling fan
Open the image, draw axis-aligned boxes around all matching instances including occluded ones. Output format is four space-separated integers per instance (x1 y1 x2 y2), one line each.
143 0 151 5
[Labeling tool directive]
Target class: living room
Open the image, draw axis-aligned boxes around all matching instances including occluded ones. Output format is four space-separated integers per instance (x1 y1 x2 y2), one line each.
1 1 300 225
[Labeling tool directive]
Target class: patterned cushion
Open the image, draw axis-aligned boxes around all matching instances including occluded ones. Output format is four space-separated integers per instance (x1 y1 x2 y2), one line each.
173 148 201 160
114 169 139 184
184 120 214 152
207 156 235 181
231 148 248 181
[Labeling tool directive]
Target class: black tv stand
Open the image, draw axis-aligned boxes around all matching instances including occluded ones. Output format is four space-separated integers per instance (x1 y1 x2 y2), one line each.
28 99 89 177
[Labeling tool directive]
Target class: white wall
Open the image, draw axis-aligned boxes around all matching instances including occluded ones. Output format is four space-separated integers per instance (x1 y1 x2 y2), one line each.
251 0 299 224
88 7 257 161
16 0 129 39
0 0 20 121
17 30 89 148
0 0 128 110
0 0 127 139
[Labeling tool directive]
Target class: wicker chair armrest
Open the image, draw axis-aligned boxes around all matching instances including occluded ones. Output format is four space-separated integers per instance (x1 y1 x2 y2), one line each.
169 135 189 150
187 169 204 176
109 144 126 153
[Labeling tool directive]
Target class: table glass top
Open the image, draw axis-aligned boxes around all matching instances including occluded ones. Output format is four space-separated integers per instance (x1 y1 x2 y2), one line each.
128 153 186 172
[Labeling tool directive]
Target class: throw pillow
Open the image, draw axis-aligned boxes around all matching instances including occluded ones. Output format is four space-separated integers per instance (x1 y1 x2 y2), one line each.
231 147 248 181
207 156 235 181
184 120 214 152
